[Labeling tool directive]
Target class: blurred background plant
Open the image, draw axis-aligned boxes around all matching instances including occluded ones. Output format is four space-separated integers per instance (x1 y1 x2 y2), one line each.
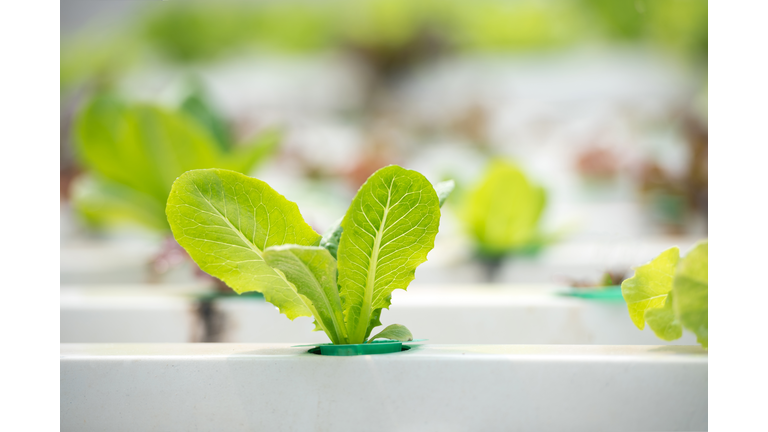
72 92 278 232
456 160 553 281
61 0 707 286
69 88 279 282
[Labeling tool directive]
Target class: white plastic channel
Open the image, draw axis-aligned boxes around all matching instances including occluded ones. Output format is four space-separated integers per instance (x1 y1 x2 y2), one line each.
60 343 708 432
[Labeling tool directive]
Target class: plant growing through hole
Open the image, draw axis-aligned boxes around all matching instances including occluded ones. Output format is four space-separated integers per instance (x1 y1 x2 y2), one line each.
621 240 708 348
166 165 453 344
457 159 556 281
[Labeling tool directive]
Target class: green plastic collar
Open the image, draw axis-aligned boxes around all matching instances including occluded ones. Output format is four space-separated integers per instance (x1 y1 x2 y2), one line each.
297 339 426 356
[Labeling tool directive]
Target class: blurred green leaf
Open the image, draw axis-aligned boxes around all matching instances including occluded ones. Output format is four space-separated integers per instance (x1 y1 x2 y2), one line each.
70 175 169 231
621 246 679 330
460 160 548 257
61 33 143 95
622 241 708 348
140 2 335 63
644 291 684 341
645 0 708 62
580 0 646 41
224 129 282 176
672 240 708 348
450 0 588 51
179 85 232 152
75 98 223 205
73 95 279 232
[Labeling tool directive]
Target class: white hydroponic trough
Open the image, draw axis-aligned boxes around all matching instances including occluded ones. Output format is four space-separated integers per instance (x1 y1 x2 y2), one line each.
60 285 699 345
60 343 707 432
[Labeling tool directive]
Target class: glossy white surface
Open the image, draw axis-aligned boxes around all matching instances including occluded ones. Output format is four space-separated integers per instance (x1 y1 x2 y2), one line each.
61 343 708 432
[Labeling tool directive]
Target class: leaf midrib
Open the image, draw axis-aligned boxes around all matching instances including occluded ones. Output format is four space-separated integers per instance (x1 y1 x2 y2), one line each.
353 177 394 342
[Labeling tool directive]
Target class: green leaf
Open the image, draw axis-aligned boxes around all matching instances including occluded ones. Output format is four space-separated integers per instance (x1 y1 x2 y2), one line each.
166 168 321 320
319 217 344 259
179 84 232 151
71 175 169 231
320 179 452 260
74 96 281 233
364 295 388 341
337 165 441 344
263 245 348 344
368 324 413 342
76 100 224 206
461 160 547 255
621 247 680 329
644 291 683 341
222 129 281 175
434 179 455 207
672 241 708 348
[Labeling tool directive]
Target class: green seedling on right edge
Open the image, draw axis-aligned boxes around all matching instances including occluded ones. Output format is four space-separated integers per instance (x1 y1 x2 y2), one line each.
621 240 708 348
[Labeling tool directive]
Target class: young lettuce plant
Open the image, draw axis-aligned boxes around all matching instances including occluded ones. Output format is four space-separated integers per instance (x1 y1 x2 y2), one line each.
458 159 554 280
72 94 278 232
166 166 453 344
621 240 708 348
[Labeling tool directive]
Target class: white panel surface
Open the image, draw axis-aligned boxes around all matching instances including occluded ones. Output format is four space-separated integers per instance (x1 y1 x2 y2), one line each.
61 343 708 432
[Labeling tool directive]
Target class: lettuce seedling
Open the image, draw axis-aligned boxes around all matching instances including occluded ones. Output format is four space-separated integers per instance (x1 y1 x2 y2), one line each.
621 240 708 348
72 94 278 232
166 166 452 344
456 159 557 281
460 159 549 257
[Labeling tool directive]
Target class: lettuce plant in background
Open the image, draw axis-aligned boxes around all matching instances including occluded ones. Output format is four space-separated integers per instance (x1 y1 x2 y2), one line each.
71 94 279 233
621 240 708 348
166 166 452 344
458 159 552 281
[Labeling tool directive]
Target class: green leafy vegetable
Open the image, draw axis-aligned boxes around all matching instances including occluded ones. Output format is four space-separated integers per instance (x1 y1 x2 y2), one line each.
621 241 708 348
460 159 548 257
221 130 281 176
319 179 454 260
73 95 278 232
672 241 708 348
369 324 413 342
179 81 233 151
167 165 447 345
166 169 321 320
621 247 679 330
319 217 344 259
644 291 683 341
71 176 168 231
337 166 441 343
263 245 349 344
